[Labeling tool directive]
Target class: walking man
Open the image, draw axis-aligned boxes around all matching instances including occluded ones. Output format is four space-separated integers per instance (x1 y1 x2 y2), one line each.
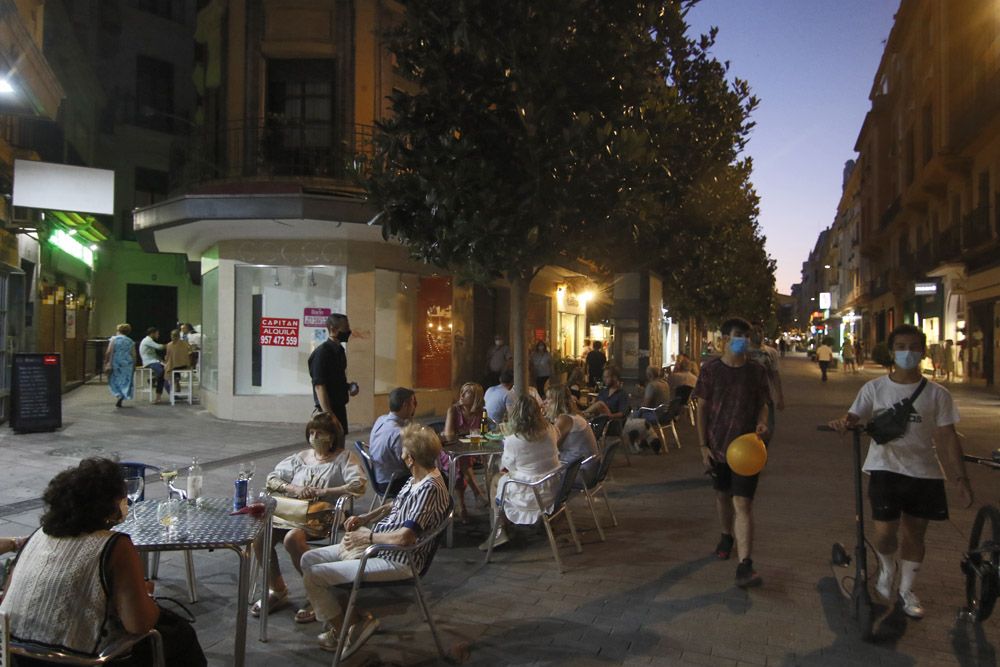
309 313 359 430
815 338 833 382
829 324 973 618
694 317 770 588
485 334 512 388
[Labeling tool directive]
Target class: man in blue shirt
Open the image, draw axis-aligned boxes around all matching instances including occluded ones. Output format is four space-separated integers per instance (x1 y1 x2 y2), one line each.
483 369 515 424
369 387 417 495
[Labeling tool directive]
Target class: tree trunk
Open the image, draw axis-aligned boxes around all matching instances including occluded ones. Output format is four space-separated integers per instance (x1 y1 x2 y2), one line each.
509 271 530 396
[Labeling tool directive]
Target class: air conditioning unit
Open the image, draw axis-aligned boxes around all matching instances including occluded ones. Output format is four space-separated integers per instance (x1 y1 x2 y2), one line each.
8 206 41 229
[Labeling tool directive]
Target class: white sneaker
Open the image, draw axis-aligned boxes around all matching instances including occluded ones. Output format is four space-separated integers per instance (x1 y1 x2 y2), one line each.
875 562 895 600
899 590 925 619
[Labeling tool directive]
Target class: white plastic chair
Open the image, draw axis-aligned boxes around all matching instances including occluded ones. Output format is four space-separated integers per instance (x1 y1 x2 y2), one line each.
169 369 195 405
133 366 154 403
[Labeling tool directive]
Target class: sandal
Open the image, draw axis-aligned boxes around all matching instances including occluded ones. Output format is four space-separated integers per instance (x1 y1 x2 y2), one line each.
250 588 289 617
294 604 316 624
339 612 380 660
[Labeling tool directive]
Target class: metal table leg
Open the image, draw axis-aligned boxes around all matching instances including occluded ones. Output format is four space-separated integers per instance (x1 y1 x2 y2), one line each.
446 455 458 547
231 546 250 667
259 511 272 642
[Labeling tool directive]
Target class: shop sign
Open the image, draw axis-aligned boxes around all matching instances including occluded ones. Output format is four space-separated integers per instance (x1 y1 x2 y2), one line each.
260 317 299 347
914 282 937 295
49 229 94 267
303 307 331 327
818 292 831 310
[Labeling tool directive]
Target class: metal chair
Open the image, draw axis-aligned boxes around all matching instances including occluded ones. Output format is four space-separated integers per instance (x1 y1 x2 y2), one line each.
485 458 585 574
572 442 621 541
673 385 696 426
589 415 631 466
0 611 165 667
353 441 407 512
329 502 454 667
637 396 685 451
119 462 198 603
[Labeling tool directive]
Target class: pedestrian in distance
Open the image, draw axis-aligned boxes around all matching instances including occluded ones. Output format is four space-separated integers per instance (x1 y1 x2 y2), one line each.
139 327 166 403
105 323 136 408
308 313 358 431
694 317 770 588
841 337 857 374
942 339 956 383
585 340 607 387
484 334 512 388
530 340 554 396
828 324 974 619
815 338 834 382
778 338 788 358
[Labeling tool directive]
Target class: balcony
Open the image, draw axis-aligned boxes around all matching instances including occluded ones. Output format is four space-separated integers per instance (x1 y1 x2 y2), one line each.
173 119 375 193
937 225 962 263
961 206 994 249
868 271 890 298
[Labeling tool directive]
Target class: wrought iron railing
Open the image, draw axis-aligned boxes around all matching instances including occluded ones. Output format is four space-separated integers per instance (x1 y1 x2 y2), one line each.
962 205 993 249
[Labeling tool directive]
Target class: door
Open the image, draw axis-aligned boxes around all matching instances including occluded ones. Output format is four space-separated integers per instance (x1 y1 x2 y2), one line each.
126 284 178 346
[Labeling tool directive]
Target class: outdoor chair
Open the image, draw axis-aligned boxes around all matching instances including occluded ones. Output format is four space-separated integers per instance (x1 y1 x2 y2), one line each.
589 415 631 466
133 366 154 403
484 458 585 574
572 442 621 541
168 368 195 405
0 611 165 667
354 441 407 512
426 420 446 436
119 462 198 603
673 385 696 426
637 396 685 452
328 501 454 667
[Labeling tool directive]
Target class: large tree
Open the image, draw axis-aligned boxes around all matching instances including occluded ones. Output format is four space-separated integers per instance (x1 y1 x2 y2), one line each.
362 0 760 392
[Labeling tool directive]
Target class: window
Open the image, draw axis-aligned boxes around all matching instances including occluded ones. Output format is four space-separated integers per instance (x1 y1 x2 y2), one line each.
233 265 347 396
265 59 337 176
131 0 185 22
135 56 175 131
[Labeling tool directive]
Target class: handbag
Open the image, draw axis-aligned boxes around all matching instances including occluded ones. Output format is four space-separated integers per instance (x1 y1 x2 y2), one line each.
272 496 335 538
865 378 927 445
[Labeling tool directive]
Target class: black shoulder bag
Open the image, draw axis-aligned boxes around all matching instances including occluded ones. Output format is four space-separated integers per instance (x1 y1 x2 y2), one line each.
865 378 927 445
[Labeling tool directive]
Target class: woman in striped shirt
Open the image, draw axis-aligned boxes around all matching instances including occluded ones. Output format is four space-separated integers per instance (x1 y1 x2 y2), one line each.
301 423 450 657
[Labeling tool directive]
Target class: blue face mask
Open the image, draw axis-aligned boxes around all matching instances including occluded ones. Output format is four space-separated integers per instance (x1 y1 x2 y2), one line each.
729 336 748 355
894 350 921 370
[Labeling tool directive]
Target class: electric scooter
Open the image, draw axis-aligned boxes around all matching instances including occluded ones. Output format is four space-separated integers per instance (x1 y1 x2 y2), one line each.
818 423 874 641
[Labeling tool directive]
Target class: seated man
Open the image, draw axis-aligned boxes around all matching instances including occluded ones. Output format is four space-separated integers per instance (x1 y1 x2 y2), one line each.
301 423 450 655
483 368 515 424
369 387 416 497
139 327 166 403
623 366 671 453
583 366 627 420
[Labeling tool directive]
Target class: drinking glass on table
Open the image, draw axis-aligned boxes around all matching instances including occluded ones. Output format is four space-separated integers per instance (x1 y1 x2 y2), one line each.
125 476 144 522
159 465 179 497
238 460 256 496
156 499 180 532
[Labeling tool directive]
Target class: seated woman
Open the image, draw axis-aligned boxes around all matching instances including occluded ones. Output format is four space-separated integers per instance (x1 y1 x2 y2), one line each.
545 385 599 483
0 458 205 666
481 395 563 550
667 357 699 394
623 365 671 453
256 413 366 622
440 382 487 518
301 423 450 656
163 328 193 394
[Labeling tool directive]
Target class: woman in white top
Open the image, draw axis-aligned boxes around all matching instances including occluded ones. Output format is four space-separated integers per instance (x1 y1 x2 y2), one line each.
482 395 562 550
545 384 599 483
255 413 367 622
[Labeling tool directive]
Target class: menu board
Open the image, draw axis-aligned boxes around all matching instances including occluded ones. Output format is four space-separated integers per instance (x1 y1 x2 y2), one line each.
10 354 62 433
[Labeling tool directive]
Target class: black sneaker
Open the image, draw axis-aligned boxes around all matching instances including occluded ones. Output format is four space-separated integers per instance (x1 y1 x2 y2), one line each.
736 558 762 588
715 533 734 560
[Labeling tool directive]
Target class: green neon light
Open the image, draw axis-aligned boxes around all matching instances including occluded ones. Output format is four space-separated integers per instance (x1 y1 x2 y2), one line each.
49 229 95 267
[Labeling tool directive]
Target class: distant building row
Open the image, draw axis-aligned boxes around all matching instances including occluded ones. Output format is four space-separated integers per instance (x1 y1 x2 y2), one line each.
794 0 1000 391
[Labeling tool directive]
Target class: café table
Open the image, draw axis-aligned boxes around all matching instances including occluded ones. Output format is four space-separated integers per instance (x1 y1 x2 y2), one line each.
441 435 503 548
114 497 275 667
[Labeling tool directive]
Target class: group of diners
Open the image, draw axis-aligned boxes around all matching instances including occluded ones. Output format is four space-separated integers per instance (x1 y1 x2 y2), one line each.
105 323 200 407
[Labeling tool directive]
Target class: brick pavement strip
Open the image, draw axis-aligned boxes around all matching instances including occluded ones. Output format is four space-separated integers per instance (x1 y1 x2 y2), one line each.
0 358 998 665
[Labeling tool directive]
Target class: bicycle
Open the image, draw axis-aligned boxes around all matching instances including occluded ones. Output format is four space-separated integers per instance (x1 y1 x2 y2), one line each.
959 449 1000 622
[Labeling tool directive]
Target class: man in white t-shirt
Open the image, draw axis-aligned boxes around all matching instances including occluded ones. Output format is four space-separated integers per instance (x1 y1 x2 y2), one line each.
829 324 973 619
815 339 833 382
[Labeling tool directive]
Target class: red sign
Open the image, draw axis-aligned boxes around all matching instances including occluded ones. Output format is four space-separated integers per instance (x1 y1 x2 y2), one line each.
43 355 58 365
260 318 300 347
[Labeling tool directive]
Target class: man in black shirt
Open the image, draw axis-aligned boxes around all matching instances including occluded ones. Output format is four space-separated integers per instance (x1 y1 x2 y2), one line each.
308 313 358 430
585 340 607 386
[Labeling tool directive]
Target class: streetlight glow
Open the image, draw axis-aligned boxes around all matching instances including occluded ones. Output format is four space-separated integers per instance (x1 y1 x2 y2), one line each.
0 78 14 94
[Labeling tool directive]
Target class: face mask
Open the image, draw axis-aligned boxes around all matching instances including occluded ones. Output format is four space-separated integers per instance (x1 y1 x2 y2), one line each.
729 337 748 354
337 330 352 343
894 350 921 370
309 433 333 450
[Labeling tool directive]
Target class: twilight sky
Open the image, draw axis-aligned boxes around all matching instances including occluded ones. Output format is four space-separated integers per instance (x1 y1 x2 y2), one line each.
686 0 899 294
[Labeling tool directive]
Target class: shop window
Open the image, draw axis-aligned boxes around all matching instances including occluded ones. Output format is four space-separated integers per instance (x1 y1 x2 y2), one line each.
373 271 452 392
233 265 347 396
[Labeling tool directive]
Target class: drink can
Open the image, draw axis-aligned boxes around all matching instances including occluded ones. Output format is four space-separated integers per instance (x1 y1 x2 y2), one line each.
233 478 248 510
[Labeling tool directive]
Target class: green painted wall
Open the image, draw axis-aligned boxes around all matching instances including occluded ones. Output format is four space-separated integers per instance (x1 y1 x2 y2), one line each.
92 241 202 339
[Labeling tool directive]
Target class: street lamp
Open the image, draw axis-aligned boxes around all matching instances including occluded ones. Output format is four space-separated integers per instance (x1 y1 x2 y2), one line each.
0 78 14 94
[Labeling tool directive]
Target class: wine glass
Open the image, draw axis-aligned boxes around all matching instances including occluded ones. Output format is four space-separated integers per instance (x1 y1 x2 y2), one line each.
125 476 144 522
159 465 178 497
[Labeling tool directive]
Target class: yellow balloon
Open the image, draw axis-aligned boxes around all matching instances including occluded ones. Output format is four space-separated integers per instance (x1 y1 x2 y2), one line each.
726 433 768 476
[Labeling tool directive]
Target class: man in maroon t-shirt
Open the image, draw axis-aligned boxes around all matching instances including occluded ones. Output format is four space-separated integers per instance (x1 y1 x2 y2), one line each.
694 317 770 588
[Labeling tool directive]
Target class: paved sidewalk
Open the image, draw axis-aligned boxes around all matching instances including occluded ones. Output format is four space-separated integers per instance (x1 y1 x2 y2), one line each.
0 358 997 666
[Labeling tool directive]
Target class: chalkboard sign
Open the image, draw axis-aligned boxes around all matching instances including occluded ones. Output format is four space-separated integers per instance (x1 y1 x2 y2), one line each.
11 353 62 433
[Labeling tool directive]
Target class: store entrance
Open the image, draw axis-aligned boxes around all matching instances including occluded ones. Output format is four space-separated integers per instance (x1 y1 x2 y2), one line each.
126 284 178 345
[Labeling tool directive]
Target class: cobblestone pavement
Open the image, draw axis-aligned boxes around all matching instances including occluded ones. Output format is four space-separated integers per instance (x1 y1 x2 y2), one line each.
0 356 997 666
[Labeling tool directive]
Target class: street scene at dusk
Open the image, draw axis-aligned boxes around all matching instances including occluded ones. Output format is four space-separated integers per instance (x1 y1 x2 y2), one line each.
1 1 999 665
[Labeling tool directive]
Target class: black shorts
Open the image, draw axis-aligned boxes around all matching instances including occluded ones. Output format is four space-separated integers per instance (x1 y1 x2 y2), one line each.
709 458 760 499
868 470 949 522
